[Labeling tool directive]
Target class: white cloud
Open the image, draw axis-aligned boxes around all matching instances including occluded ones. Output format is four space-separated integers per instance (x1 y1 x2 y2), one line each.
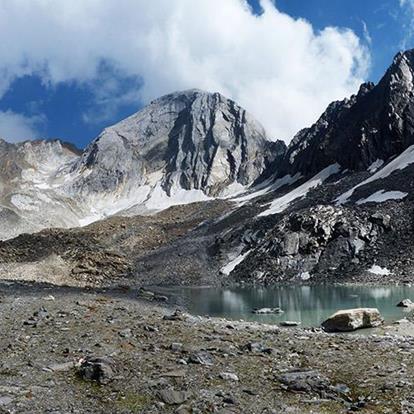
399 0 414 49
0 110 43 142
0 0 370 142
361 21 372 46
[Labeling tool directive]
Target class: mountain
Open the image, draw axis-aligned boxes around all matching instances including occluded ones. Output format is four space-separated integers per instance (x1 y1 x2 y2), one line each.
3 51 414 288
0 89 283 240
0 139 82 240
220 50 414 285
277 50 414 178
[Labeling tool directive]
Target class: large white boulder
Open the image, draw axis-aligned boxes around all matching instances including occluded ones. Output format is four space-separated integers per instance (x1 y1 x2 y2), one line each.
321 308 383 332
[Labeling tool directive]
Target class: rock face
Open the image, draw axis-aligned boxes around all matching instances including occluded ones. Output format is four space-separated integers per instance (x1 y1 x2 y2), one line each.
277 50 414 178
0 90 283 240
71 89 284 198
228 205 392 284
321 308 383 332
0 139 81 239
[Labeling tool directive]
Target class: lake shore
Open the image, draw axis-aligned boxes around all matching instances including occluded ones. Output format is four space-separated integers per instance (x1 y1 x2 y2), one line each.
1 280 414 413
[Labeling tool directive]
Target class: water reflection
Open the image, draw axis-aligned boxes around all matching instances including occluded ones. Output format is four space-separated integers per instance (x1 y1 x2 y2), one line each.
166 285 414 327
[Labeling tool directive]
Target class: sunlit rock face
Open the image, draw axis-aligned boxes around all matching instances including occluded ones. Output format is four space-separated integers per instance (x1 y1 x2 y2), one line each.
71 89 283 198
0 90 284 240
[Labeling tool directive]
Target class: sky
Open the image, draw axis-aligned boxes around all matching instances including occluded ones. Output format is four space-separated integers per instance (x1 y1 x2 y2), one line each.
0 0 413 148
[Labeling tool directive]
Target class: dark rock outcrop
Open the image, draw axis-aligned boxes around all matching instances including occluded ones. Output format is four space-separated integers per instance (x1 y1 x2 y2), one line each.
276 50 414 178
229 205 391 283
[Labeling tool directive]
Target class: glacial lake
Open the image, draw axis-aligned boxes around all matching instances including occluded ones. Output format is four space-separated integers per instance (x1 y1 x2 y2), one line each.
162 285 414 327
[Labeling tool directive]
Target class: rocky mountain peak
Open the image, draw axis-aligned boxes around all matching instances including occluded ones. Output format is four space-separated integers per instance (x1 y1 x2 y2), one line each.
71 89 282 198
275 49 414 179
0 89 285 239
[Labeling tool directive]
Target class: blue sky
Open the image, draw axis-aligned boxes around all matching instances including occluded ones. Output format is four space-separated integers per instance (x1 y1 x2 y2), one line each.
0 0 413 148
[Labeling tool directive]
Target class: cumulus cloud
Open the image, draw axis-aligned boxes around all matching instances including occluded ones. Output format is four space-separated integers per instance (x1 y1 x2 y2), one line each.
0 0 370 142
0 111 43 143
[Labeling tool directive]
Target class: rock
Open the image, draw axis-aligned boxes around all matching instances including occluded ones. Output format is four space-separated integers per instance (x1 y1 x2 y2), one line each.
23 307 49 327
163 310 185 321
77 356 116 384
278 370 330 393
321 308 383 332
154 295 168 302
188 351 214 366
170 342 183 352
175 405 191 414
242 342 272 354
282 232 299 255
158 389 191 405
219 372 239 381
252 307 283 315
118 328 132 338
0 396 13 406
394 318 410 324
138 287 155 299
45 361 76 372
280 321 301 327
397 299 414 307
370 213 391 229
143 325 158 332
222 396 237 405
161 370 187 378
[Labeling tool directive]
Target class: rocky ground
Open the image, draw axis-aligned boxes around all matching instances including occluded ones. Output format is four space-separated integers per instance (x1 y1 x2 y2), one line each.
0 200 233 288
1 281 414 413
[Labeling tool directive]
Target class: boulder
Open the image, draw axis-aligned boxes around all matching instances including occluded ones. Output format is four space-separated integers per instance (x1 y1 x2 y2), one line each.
77 356 116 384
321 308 383 332
158 389 191 405
219 372 239 381
396 299 414 307
188 351 214 366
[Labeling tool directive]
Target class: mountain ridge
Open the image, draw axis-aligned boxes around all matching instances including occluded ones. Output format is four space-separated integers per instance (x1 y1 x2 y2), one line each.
0 89 282 240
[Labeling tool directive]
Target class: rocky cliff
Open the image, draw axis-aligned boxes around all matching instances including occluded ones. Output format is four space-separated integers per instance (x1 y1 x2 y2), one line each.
277 50 414 178
0 90 283 240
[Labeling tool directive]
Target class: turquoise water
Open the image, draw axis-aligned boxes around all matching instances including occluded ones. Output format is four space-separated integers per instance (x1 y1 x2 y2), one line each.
165 285 414 327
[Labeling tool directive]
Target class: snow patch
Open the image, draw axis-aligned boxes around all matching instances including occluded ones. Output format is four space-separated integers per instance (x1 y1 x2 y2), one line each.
259 164 341 217
356 190 408 205
367 265 391 276
367 159 384 173
11 194 40 211
145 182 211 211
337 145 414 204
219 182 247 198
234 173 302 204
221 250 251 275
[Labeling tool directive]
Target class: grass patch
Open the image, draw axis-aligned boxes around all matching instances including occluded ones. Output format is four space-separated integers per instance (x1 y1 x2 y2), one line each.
117 392 152 413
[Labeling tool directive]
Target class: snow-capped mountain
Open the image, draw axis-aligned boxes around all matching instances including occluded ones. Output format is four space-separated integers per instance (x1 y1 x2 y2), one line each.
0 89 283 240
217 50 414 285
3 51 414 287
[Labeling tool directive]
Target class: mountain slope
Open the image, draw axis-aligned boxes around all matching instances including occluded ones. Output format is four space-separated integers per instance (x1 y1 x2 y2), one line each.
0 89 283 240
